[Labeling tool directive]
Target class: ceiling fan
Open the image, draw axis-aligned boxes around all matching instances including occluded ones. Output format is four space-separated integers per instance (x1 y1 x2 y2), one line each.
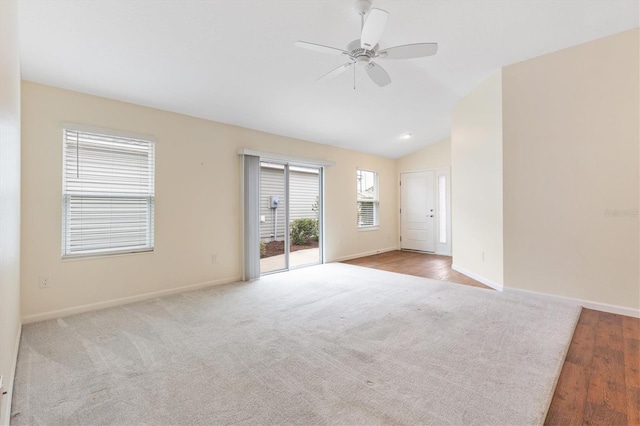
295 0 438 88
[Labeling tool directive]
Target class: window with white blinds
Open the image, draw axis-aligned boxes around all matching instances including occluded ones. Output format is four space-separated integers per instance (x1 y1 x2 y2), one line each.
62 127 155 257
356 169 379 228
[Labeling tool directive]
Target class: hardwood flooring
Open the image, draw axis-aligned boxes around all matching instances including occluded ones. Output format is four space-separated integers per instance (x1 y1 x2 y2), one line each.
343 250 490 289
547 309 639 425
342 250 640 426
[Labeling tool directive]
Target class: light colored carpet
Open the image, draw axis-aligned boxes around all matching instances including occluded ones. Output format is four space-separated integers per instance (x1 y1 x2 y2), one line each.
11 263 580 425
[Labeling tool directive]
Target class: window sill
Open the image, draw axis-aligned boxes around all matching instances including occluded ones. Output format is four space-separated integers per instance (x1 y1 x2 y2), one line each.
357 226 380 232
62 248 154 262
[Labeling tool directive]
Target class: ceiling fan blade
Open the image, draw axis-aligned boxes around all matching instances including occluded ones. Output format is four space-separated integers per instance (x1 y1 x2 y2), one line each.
360 8 388 50
366 62 391 87
316 63 353 81
378 43 438 60
295 41 349 55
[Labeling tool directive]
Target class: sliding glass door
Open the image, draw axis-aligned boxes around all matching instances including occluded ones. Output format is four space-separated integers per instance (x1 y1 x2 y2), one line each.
260 162 287 274
259 161 322 275
289 165 321 269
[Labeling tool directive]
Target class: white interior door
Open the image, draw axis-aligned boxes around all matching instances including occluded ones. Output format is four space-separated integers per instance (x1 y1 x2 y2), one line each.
400 171 435 252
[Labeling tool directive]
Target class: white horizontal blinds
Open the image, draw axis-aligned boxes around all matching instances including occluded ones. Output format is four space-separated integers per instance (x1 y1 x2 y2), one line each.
62 129 155 256
358 202 376 226
356 169 379 227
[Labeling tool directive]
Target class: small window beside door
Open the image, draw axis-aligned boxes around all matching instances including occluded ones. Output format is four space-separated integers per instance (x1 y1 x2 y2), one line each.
438 174 447 244
356 169 379 228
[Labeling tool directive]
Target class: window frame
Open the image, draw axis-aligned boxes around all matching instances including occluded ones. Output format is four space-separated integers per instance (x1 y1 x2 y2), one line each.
356 168 380 229
61 124 156 259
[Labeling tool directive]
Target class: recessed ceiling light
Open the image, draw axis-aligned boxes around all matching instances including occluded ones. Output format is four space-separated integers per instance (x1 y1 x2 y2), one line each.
401 133 412 140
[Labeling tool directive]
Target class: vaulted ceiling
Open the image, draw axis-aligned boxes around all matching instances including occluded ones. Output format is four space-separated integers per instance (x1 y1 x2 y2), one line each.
18 1 639 158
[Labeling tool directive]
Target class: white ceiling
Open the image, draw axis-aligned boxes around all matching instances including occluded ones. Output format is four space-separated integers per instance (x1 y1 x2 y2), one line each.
18 1 639 159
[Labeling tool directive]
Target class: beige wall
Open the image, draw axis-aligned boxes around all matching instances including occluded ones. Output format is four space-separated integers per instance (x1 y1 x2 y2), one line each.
21 82 398 321
396 138 451 173
0 1 22 423
451 70 504 288
503 29 639 310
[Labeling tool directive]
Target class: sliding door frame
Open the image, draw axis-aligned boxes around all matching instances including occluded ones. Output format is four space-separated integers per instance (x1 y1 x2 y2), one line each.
259 160 291 276
239 149 333 279
288 162 324 271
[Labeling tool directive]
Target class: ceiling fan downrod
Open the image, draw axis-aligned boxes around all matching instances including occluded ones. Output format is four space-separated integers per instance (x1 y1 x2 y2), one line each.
355 0 371 31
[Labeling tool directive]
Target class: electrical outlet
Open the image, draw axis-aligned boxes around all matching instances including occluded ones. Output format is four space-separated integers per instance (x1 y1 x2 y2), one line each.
39 276 51 289
211 253 218 263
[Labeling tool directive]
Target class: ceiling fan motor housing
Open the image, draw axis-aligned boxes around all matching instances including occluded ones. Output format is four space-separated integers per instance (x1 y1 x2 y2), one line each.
347 39 377 64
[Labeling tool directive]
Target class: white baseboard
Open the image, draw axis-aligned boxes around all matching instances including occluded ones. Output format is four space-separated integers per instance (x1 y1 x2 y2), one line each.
329 247 398 263
21 276 242 324
1 323 21 426
396 248 451 256
451 264 504 291
505 287 640 318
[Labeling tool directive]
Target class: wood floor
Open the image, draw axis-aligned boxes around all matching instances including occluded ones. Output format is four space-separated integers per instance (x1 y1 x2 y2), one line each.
342 250 640 426
343 250 491 289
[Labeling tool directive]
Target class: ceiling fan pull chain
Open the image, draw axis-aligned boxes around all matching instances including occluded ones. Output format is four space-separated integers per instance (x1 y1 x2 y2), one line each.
353 65 356 90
